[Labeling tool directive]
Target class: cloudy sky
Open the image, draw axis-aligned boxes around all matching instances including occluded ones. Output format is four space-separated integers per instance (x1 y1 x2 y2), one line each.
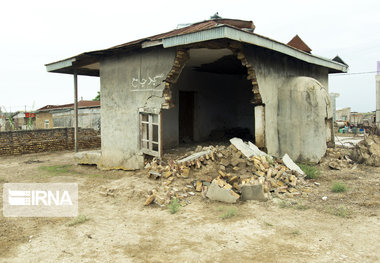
0 0 379 112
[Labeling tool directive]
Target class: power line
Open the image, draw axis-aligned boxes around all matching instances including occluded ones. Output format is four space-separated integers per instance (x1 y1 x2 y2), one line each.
330 71 378 76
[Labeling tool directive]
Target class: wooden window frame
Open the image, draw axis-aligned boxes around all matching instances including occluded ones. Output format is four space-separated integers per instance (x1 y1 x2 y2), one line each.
139 111 161 157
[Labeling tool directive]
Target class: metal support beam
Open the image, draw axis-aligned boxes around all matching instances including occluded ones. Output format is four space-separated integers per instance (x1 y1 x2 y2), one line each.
74 72 78 152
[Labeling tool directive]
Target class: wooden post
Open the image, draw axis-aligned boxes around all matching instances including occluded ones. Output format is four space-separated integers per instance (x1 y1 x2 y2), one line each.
74 72 78 152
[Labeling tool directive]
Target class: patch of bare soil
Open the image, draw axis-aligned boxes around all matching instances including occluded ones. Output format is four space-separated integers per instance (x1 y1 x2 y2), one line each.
0 150 379 262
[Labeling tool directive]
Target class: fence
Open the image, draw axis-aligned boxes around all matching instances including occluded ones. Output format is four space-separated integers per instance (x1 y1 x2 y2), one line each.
0 128 100 156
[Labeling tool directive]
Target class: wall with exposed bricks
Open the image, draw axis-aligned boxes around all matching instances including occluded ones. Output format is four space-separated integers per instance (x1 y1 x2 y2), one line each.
0 128 100 156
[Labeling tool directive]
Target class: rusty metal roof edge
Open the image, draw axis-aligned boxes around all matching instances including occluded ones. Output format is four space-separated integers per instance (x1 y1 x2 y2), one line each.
162 26 348 72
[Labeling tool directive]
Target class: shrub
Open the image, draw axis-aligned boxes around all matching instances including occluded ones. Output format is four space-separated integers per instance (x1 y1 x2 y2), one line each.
220 207 237 219
67 215 89 227
331 182 347 193
298 164 320 179
168 198 180 214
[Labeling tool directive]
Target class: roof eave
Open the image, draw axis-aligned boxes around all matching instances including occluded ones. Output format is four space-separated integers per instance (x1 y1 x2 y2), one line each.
162 26 348 73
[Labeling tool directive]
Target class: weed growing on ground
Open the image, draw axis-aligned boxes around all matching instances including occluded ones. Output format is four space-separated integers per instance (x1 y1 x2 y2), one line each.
67 215 89 227
328 206 351 218
294 202 310 211
39 165 71 176
289 229 301 235
220 207 237 219
168 198 180 214
278 200 309 210
278 200 292 208
331 182 347 193
264 221 273 227
298 164 320 179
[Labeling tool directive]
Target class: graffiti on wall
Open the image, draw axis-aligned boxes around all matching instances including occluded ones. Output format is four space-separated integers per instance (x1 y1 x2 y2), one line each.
131 74 164 91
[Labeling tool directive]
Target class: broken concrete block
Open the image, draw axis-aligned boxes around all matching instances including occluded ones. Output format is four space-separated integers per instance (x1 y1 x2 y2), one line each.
282 154 305 176
148 171 161 179
206 181 239 203
240 184 267 201
177 150 211 164
74 150 101 165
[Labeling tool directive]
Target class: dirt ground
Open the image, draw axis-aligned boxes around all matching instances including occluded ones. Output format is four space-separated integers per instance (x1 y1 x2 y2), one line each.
0 149 379 263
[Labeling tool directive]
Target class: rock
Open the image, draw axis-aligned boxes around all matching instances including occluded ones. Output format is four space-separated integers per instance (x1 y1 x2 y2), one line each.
206 180 240 203
328 161 341 170
240 184 267 201
282 154 305 176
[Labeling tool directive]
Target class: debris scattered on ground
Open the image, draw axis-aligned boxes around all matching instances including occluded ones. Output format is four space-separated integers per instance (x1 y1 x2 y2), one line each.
99 186 116 197
320 148 355 170
350 135 380 166
143 137 313 206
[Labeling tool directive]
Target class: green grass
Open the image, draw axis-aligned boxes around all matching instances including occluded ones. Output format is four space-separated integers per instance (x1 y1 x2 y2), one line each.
67 215 89 227
328 206 351 218
264 221 273 227
331 182 347 193
278 200 291 208
38 165 71 176
220 207 237 219
289 229 301 235
168 198 180 214
294 203 310 210
298 164 320 179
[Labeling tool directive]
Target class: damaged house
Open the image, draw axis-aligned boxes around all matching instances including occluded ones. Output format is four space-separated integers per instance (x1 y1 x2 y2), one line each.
46 18 348 170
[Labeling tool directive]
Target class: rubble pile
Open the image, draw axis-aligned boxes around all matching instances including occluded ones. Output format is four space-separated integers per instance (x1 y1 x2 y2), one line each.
321 148 355 170
350 136 380 167
143 138 312 206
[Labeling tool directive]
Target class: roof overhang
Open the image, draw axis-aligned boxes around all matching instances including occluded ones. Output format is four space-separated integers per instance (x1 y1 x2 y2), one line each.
46 25 348 76
162 26 348 73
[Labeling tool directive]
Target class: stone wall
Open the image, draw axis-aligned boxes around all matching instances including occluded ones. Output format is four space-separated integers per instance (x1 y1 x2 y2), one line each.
0 128 100 156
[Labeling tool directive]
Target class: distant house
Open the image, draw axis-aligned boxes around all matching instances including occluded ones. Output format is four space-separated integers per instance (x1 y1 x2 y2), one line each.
336 107 351 122
0 111 34 131
36 100 100 131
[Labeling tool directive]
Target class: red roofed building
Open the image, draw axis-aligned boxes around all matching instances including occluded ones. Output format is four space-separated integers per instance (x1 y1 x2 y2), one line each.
35 100 100 130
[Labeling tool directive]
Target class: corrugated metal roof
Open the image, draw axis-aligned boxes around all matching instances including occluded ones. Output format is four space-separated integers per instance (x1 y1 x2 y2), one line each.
46 18 348 75
110 19 255 49
287 35 312 53
37 100 100 112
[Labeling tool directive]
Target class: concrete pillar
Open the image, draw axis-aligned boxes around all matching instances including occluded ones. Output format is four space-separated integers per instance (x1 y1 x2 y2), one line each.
376 74 380 130
74 73 78 152
254 105 265 148
329 93 339 121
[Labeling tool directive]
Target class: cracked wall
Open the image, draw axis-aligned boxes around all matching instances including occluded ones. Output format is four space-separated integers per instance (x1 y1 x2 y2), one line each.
243 45 331 162
99 47 176 169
